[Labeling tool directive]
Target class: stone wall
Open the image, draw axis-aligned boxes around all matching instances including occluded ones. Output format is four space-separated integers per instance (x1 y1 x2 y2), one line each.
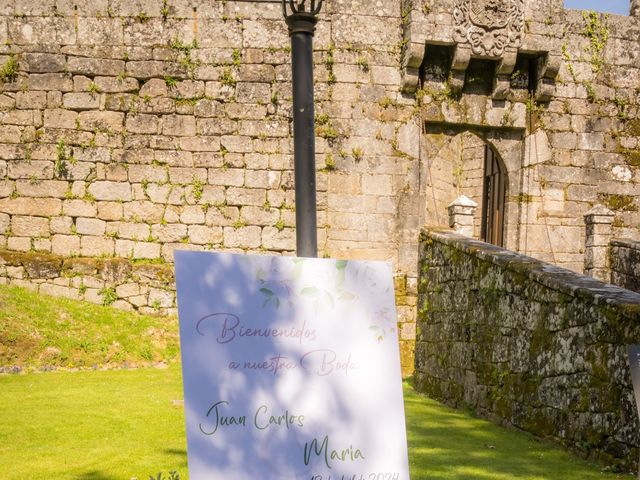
0 0 420 374
1 0 640 378
404 0 640 273
0 248 176 314
415 228 640 472
610 238 640 292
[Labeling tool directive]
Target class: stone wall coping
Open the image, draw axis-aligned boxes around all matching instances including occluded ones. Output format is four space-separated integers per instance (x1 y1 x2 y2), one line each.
611 238 640 250
421 227 640 309
0 249 175 283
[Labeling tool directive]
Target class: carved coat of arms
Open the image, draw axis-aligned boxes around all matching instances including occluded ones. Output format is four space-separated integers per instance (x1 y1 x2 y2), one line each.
454 0 525 57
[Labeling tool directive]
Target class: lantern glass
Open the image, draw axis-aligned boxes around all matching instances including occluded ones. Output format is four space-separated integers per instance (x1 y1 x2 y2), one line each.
282 0 323 17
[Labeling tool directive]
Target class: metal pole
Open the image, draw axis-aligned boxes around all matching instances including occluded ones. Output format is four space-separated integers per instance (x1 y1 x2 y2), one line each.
285 11 318 258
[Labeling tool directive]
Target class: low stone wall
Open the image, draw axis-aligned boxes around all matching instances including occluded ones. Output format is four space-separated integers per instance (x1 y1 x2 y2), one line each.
0 249 176 315
0 248 417 374
416 229 640 472
611 239 640 293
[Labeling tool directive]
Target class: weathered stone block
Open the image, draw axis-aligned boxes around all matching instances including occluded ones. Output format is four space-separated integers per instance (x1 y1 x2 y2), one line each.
198 19 243 48
197 117 237 136
51 234 81 255
168 166 207 184
15 91 46 110
126 114 160 134
362 174 393 196
50 216 73 234
238 64 275 83
15 180 68 198
97 202 124 221
67 57 124 76
261 226 294 251
223 225 261 249
242 20 287 49
172 80 205 99
8 160 53 180
180 206 205 225
22 53 65 74
0 126 21 143
11 216 49 237
236 82 271 104
77 111 125 133
63 93 100 111
177 136 220 152
161 114 196 136
188 225 223 245
94 76 139 93
6 237 31 252
29 74 74 92
139 78 168 98
151 224 188 243
208 168 244 187
225 187 265 206
87 181 132 201
75 217 106 236
220 135 253 154
109 222 151 241
77 18 123 46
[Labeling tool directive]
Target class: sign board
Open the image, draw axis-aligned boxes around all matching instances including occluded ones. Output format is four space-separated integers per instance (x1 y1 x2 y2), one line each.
175 251 410 480
628 345 640 421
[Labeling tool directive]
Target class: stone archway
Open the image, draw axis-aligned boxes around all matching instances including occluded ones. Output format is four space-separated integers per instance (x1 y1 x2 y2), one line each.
419 125 524 251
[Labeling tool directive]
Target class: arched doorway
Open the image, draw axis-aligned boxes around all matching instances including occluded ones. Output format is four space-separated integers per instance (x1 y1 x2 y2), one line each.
420 127 513 248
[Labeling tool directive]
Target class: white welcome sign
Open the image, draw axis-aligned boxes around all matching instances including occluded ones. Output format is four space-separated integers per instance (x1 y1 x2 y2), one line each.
175 251 410 480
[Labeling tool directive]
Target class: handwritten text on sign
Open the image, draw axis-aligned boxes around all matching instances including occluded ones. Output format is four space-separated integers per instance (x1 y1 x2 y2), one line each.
175 252 410 480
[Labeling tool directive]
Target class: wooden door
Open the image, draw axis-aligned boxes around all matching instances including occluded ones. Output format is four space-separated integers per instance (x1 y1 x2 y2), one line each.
480 146 505 247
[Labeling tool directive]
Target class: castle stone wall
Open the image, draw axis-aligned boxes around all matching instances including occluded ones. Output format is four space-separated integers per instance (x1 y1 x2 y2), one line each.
416 228 640 472
1 1 640 379
610 238 640 292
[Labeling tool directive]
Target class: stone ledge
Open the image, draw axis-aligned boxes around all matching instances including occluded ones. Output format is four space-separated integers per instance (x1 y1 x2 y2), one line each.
420 227 640 310
0 249 174 284
611 238 640 250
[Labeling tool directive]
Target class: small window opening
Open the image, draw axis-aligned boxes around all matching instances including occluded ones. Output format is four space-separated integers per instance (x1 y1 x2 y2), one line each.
463 59 496 96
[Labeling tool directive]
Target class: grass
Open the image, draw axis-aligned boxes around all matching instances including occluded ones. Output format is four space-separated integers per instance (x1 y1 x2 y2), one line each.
0 367 186 480
0 285 633 479
404 385 631 479
0 369 630 479
0 284 179 370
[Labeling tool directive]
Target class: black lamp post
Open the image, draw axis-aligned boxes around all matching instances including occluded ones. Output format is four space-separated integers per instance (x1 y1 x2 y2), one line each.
282 0 323 258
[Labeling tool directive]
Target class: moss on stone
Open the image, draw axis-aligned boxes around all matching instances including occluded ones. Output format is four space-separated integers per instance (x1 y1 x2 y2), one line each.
529 318 553 355
625 118 640 137
619 148 640 168
62 257 102 276
599 194 637 212
0 251 63 279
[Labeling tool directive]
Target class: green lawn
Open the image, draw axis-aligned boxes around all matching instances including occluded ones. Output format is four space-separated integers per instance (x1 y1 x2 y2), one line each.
0 284 633 479
0 284 179 370
0 367 631 480
405 385 631 479
0 367 187 480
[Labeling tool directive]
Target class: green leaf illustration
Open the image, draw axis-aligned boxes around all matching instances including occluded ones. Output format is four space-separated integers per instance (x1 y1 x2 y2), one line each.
336 260 348 270
260 287 274 297
301 287 320 297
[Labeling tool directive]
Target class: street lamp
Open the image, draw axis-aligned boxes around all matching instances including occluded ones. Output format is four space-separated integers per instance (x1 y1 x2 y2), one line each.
282 0 323 258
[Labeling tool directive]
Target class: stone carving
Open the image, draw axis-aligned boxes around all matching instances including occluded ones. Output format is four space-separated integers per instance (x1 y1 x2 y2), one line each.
453 0 525 57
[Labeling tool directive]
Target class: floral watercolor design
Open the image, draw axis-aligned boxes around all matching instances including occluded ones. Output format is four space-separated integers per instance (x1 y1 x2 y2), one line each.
250 256 395 344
